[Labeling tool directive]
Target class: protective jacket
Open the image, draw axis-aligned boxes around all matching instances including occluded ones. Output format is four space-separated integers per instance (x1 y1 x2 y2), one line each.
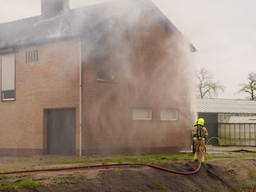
192 125 208 141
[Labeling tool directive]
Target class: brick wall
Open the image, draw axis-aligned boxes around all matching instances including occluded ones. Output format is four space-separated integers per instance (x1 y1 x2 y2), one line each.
0 38 81 155
0 21 192 156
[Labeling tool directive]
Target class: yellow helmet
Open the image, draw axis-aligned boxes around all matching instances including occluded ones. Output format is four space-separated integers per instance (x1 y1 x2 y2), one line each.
197 118 205 126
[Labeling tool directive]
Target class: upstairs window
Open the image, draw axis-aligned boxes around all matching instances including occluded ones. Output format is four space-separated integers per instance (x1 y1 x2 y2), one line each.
132 108 152 121
96 61 119 83
160 109 179 121
93 33 120 83
1 53 16 101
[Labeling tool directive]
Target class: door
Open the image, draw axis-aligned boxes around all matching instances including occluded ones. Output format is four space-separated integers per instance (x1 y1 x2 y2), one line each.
46 108 76 155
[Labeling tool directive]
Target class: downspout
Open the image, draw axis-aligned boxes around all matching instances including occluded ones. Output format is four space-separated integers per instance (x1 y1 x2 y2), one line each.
79 38 83 157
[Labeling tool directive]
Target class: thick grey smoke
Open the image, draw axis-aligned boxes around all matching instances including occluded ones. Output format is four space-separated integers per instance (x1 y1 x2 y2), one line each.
79 0 194 155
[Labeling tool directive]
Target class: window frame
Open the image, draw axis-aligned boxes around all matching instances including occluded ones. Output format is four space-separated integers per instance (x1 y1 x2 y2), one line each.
95 62 120 83
0 52 16 102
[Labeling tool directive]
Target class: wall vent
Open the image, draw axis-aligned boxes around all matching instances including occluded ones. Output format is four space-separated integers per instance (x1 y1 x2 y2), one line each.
132 108 152 121
160 109 179 121
26 50 38 64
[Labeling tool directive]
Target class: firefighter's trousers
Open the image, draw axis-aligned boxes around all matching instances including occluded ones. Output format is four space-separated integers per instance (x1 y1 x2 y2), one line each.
193 137 206 162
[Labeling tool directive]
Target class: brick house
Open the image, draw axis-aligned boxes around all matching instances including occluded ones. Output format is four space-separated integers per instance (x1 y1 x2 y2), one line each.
0 0 194 156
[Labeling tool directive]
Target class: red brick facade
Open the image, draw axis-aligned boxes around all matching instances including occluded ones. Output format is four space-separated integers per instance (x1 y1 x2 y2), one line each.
0 39 81 155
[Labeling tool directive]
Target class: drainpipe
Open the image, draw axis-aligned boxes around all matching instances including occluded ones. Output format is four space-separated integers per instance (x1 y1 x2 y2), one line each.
79 39 83 157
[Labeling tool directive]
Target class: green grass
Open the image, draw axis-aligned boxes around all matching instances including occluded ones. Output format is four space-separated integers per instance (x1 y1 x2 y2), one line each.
48 152 256 165
206 152 256 161
0 152 256 173
0 181 41 190
48 153 194 165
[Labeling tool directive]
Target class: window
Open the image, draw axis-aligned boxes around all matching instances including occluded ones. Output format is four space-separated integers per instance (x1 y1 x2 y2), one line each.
96 62 119 82
160 109 179 121
132 108 152 121
26 49 38 64
93 48 120 83
1 53 16 101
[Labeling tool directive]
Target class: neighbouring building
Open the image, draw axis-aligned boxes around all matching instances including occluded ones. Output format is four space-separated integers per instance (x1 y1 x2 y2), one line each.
197 98 256 146
0 0 194 156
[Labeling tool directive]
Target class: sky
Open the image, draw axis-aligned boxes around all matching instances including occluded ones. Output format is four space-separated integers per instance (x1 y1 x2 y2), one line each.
0 0 255 99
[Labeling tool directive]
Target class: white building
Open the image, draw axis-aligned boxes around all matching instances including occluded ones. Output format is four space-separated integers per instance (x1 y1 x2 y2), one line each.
196 98 256 146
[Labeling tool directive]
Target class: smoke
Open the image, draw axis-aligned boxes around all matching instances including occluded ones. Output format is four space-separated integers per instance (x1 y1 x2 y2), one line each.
80 0 194 155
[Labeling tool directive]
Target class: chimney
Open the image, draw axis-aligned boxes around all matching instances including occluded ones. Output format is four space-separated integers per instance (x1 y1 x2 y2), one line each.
41 0 69 18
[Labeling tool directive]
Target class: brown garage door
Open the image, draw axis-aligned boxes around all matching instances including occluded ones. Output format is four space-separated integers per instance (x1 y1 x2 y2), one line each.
45 108 76 155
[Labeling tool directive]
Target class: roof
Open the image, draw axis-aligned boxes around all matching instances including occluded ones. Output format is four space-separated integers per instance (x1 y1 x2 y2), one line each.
196 98 256 114
0 0 181 50
228 116 256 124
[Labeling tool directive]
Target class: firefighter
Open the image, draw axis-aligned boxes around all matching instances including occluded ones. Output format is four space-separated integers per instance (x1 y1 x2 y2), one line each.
192 118 208 162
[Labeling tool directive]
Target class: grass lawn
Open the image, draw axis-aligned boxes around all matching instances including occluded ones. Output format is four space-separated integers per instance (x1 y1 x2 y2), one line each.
0 181 41 190
0 152 255 173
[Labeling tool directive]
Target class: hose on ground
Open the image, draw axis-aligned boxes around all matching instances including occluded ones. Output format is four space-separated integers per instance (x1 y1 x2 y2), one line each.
0 147 205 176
0 161 202 176
1 143 254 176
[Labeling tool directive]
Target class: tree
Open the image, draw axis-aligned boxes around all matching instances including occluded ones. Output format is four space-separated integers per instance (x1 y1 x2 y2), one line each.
239 72 256 101
197 68 224 99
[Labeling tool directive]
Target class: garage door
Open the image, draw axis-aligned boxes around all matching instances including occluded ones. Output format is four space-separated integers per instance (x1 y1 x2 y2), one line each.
46 108 76 155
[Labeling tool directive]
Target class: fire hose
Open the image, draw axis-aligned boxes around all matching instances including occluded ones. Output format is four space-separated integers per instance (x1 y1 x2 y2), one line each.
0 142 205 176
0 141 254 177
0 161 202 176
0 144 205 176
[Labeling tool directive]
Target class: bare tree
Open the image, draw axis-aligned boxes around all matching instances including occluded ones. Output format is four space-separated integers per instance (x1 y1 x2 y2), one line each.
197 68 224 99
239 72 256 101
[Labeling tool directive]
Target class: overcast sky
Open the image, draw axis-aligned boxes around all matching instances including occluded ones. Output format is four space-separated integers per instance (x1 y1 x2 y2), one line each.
0 0 255 99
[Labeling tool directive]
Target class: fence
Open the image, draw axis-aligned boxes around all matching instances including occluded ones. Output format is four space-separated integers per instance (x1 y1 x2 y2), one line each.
218 123 256 146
